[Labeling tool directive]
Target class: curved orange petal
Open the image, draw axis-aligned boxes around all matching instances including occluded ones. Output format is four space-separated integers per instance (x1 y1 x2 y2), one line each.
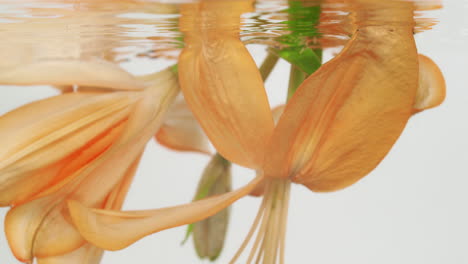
4 143 144 260
37 244 104 264
5 113 155 261
0 118 129 207
32 121 128 201
0 161 66 207
0 68 179 207
36 75 178 204
413 54 446 113
178 1 274 168
34 155 142 260
0 59 145 90
0 92 136 206
156 96 211 154
6 198 88 260
0 92 137 170
264 1 420 191
68 177 263 251
35 155 140 264
4 73 179 261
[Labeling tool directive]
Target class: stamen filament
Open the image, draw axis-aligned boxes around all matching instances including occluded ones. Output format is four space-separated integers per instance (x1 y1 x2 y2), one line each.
278 181 291 264
230 184 269 264
230 178 291 264
248 183 273 263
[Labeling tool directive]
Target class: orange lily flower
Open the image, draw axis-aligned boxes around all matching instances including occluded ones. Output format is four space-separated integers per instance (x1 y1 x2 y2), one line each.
67 0 446 263
0 67 180 263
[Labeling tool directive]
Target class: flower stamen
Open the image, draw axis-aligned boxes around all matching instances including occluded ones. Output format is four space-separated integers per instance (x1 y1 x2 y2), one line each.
231 178 291 264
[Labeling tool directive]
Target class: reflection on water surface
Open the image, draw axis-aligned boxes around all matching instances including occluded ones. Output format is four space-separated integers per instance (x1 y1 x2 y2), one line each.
0 0 440 72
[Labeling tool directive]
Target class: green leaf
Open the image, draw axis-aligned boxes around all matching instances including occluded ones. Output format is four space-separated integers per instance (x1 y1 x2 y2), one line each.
273 0 322 75
273 47 321 75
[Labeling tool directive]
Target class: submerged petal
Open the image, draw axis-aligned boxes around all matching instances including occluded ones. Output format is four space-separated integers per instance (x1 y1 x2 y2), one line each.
414 54 446 112
156 96 211 154
37 244 104 264
178 1 274 168
0 67 179 207
5 102 160 261
4 136 145 260
0 59 146 90
68 177 263 251
35 155 140 264
3 69 179 261
31 154 142 260
0 119 127 206
264 1 420 191
0 92 137 206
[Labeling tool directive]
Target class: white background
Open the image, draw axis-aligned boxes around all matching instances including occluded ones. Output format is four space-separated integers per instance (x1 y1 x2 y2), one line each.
1 1 468 263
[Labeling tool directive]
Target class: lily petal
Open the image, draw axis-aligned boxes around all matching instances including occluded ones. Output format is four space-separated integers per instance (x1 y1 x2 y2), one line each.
178 1 274 168
37 244 104 264
414 54 446 112
0 92 138 169
31 155 141 257
5 196 88 261
4 71 179 261
35 157 140 264
4 97 167 261
0 59 145 90
0 92 137 206
4 135 145 260
0 68 179 206
68 176 262 251
156 96 211 154
264 2 420 191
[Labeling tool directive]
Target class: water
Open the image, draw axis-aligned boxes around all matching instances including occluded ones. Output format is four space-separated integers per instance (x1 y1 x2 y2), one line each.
2 1 467 264
0 0 439 71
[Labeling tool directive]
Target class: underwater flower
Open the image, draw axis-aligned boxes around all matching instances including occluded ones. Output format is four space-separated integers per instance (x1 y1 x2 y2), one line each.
0 67 180 263
61 0 445 263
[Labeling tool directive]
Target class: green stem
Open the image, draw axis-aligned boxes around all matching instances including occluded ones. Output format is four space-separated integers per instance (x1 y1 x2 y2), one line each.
259 51 279 81
170 64 178 74
287 65 306 100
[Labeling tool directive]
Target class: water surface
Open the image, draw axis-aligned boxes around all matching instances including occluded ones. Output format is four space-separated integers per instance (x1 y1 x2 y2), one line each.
0 0 440 74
